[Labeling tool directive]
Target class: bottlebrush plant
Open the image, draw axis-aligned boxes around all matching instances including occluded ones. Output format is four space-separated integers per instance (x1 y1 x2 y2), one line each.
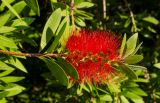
0 28 147 102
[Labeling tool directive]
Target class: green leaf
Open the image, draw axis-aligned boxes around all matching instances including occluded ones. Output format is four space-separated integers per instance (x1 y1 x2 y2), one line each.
125 55 143 64
142 16 159 25
47 20 67 53
1 0 21 19
124 33 138 57
75 17 86 27
122 91 142 99
8 1 26 19
9 58 27 73
99 94 113 101
120 33 126 57
0 98 7 103
56 57 79 80
122 91 144 103
57 15 70 47
0 35 18 49
128 88 147 96
41 57 68 86
108 83 120 93
5 84 25 97
124 82 139 87
11 17 35 27
154 63 160 69
119 64 137 79
0 61 15 71
124 18 131 28
128 65 147 70
0 70 14 77
134 78 149 83
0 91 9 99
120 96 130 103
75 10 93 20
0 13 10 27
0 26 16 33
0 76 24 83
76 2 94 8
131 42 143 55
24 0 40 16
40 8 62 51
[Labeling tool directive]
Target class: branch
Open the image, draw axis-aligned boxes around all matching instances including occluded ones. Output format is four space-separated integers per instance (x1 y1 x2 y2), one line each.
0 50 65 57
70 0 75 31
124 0 138 32
103 0 106 19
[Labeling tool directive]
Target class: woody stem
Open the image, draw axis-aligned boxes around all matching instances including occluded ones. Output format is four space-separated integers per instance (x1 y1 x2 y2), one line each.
0 50 65 57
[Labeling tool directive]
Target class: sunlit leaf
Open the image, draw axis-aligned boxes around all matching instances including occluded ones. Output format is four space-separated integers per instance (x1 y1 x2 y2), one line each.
0 13 10 27
120 96 130 103
0 26 16 33
124 18 131 28
57 15 70 47
0 76 24 83
128 65 147 70
11 17 35 27
24 0 40 16
75 17 86 27
40 8 62 51
120 33 126 57
131 42 143 55
154 63 160 69
0 35 17 49
76 2 94 8
9 58 27 73
99 94 113 101
1 0 21 19
47 21 67 53
142 16 159 25
125 55 143 64
124 33 138 57
8 1 26 19
5 84 25 97
128 88 147 96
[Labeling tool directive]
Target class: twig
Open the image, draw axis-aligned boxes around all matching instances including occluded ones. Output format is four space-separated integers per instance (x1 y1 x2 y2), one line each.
70 0 75 31
103 0 106 19
123 0 138 32
0 50 65 57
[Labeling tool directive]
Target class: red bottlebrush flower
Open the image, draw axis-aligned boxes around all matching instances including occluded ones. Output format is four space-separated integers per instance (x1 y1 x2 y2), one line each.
66 29 121 84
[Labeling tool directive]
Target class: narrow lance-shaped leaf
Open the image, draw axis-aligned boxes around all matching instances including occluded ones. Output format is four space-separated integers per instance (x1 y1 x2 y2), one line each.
24 0 40 16
125 55 143 64
0 76 24 83
0 35 18 49
119 64 137 80
75 2 94 8
40 57 68 86
40 8 62 51
1 0 21 19
120 33 126 57
56 57 79 80
57 15 70 47
124 33 138 58
131 42 143 55
5 84 25 97
0 26 16 33
7 1 26 19
154 63 160 69
47 21 67 53
8 58 28 73
0 13 10 27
